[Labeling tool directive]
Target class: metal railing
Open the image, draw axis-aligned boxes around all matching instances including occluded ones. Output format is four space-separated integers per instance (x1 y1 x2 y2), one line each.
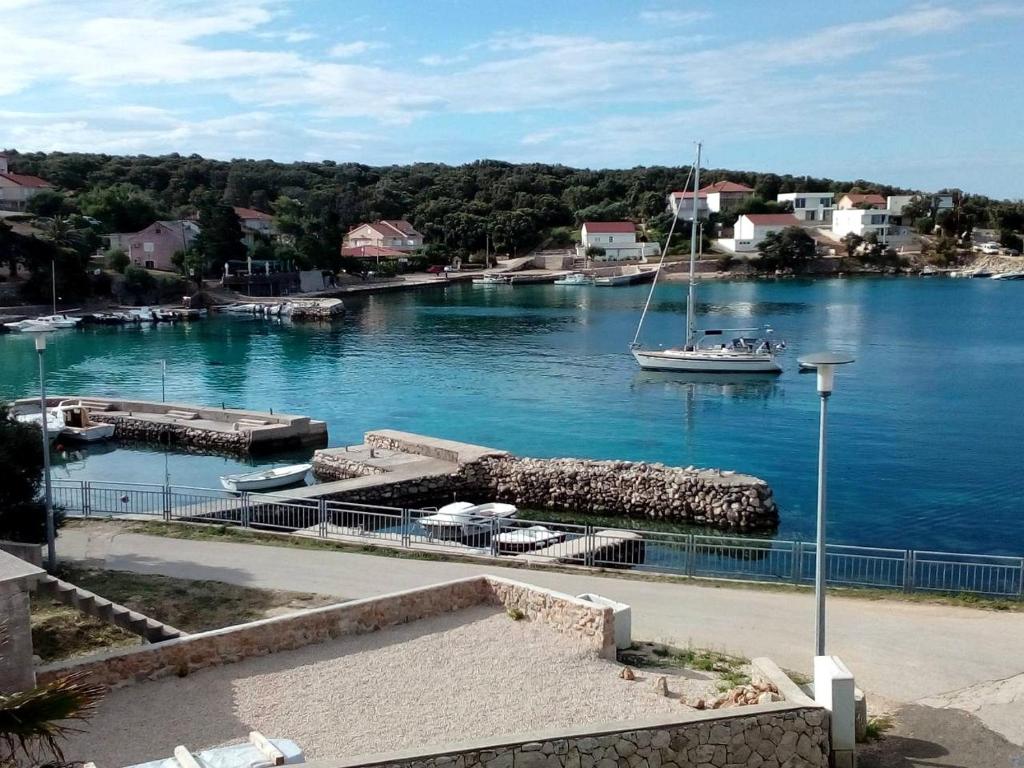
53 479 1024 599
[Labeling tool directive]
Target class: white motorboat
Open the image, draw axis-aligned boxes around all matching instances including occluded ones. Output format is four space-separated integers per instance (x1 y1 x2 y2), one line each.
991 271 1024 281
630 143 783 375
127 307 158 322
3 319 60 333
15 407 66 434
223 303 259 314
494 524 565 553
35 314 81 328
554 273 593 286
417 501 518 540
219 463 313 492
472 274 510 286
55 400 115 442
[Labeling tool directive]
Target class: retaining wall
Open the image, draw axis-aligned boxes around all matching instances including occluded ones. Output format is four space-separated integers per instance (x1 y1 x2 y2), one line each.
35 576 614 689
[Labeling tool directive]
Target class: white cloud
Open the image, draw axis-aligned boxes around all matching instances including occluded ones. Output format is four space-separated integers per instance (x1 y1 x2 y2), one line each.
639 9 711 26
328 40 384 58
418 53 468 67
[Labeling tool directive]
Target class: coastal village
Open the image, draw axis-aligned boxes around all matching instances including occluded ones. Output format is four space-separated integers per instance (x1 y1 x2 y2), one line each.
2 4 1024 768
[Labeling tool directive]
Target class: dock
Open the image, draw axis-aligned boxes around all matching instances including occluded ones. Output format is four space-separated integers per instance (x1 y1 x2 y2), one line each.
519 530 645 567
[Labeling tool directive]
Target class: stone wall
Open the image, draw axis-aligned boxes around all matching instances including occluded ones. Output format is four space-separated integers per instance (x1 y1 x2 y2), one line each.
312 453 392 480
318 433 779 532
35 576 614 688
91 414 252 453
313 707 829 768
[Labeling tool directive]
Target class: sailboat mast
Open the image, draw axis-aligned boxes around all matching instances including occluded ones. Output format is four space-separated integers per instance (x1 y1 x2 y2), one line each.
686 143 701 347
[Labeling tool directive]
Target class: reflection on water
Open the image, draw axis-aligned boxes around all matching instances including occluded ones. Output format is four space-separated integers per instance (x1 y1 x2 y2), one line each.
631 371 781 401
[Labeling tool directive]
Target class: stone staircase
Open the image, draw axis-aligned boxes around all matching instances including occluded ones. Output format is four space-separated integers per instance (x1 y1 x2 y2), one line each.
33 574 186 643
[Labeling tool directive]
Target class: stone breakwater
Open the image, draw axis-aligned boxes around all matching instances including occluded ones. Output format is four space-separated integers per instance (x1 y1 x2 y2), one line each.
313 430 779 532
90 414 251 452
337 709 828 768
465 456 778 532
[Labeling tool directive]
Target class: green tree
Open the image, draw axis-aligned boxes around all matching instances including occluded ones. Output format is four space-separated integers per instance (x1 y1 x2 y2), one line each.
122 264 156 303
757 226 816 272
105 248 129 273
25 189 74 218
193 197 246 275
79 184 161 232
0 404 49 542
842 232 864 258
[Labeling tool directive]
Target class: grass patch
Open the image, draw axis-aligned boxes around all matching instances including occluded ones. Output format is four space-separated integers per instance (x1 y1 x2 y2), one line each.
30 563 338 663
618 641 750 690
863 716 893 741
506 607 525 621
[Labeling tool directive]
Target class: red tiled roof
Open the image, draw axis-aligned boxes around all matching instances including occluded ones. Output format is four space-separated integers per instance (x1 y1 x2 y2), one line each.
671 190 707 199
341 245 406 259
233 206 273 221
347 220 422 239
742 214 801 225
842 193 885 206
701 181 754 194
583 221 635 233
0 171 51 189
380 219 421 237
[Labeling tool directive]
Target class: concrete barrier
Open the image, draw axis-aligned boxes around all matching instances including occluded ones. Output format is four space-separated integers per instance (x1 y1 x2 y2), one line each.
814 655 856 768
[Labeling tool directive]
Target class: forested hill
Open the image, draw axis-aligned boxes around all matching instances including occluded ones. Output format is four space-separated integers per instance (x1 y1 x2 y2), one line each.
4 149 917 233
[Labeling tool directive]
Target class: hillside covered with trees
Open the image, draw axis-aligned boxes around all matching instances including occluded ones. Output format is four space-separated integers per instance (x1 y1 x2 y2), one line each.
2 149 1022 300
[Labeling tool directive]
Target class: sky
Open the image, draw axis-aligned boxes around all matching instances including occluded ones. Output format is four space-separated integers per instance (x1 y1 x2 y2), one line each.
1 0 1022 198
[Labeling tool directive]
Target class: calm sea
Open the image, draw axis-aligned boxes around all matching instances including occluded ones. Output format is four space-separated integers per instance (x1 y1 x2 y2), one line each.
2 277 1022 555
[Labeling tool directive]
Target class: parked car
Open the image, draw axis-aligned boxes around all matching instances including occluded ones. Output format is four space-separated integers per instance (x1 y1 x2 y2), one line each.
980 243 1001 255
426 265 447 274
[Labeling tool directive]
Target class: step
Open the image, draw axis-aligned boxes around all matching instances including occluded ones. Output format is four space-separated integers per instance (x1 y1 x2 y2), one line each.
165 410 199 420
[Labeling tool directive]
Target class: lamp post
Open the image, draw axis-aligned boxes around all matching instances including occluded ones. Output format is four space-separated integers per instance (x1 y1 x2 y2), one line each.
798 352 854 657
32 331 57 571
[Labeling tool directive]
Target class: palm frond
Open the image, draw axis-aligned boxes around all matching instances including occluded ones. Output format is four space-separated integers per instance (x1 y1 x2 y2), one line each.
0 671 105 766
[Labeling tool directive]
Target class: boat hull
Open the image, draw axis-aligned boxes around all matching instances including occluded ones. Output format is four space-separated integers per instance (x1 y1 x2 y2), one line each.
632 348 781 374
60 424 116 443
220 463 312 492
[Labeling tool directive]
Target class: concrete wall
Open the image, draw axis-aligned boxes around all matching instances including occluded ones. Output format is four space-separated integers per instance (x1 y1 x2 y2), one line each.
0 550 45 692
36 576 615 689
0 540 43 567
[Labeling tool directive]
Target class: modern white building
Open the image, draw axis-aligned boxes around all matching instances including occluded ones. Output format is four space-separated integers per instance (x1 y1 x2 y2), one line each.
579 221 660 261
831 208 899 242
720 213 802 252
776 192 834 222
886 194 955 219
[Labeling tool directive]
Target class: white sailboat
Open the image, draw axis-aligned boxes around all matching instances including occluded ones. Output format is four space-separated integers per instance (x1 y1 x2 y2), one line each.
630 143 783 374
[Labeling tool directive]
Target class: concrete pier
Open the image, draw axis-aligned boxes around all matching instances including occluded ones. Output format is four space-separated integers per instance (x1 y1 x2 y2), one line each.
11 396 327 453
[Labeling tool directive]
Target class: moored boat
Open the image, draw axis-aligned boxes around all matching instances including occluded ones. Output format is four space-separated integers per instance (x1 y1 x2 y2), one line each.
3 319 60 333
220 463 313 492
494 524 565 553
417 501 518 540
991 271 1024 281
554 272 593 286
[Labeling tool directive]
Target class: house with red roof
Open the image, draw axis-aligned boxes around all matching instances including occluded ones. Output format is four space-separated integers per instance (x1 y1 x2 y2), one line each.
836 193 886 210
0 153 52 211
668 180 755 220
233 206 277 248
344 219 424 253
723 213 802 252
579 221 660 261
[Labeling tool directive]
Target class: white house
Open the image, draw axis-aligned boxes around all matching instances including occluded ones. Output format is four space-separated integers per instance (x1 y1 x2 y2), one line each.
831 208 903 243
0 153 52 211
886 194 955 219
233 206 276 248
668 180 754 220
776 192 834 222
720 213 803 252
344 219 424 252
579 221 660 261
836 193 886 210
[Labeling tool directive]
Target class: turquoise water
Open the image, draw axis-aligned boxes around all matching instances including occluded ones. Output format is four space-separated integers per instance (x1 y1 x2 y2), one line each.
2 278 1022 555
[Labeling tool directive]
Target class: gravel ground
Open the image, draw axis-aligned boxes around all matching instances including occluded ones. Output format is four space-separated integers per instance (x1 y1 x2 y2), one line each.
60 606 722 765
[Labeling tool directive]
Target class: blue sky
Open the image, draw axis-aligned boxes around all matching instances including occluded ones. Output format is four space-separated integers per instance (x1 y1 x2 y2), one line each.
1 0 1022 198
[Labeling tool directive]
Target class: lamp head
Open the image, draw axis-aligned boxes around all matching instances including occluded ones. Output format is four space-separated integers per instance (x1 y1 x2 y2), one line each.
798 352 854 395
32 332 47 352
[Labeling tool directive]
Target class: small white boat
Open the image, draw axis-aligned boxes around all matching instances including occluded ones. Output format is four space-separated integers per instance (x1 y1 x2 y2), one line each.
35 314 81 328
472 274 510 286
991 271 1024 281
554 272 593 286
494 525 565 552
15 407 65 434
56 400 115 442
3 319 60 333
127 307 158 322
219 463 312 492
418 501 518 540
223 303 259 314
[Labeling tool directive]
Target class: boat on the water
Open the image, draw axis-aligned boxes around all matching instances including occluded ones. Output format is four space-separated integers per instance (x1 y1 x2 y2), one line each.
15 407 65 434
35 314 81 328
417 501 518 540
55 400 116 442
220 463 313 492
494 524 565 553
554 273 593 286
991 271 1024 281
472 274 510 286
630 142 783 374
3 319 60 333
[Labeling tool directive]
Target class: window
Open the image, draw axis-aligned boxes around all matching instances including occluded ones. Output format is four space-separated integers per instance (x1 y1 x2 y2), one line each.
145 260 155 269
794 197 807 208
609 236 613 243
821 198 832 207
805 211 816 221
870 214 886 225
143 242 155 253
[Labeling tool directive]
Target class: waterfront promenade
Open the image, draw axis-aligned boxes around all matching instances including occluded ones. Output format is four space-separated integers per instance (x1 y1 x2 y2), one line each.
58 523 1024 747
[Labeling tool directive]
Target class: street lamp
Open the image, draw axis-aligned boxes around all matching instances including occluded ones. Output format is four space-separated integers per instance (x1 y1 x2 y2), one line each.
32 331 57 571
797 352 854 657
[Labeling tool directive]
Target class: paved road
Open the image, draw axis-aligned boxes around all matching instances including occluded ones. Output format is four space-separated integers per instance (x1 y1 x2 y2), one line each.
58 525 1024 742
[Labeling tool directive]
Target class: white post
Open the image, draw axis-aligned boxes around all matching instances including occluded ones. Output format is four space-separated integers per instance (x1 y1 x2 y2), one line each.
815 390 829 656
35 335 56 571
685 143 702 348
